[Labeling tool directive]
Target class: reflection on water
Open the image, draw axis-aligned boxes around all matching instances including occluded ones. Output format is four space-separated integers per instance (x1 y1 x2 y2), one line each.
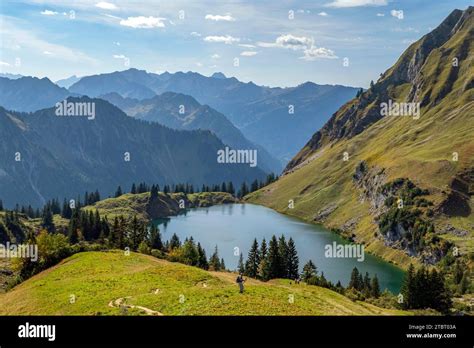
154 203 404 293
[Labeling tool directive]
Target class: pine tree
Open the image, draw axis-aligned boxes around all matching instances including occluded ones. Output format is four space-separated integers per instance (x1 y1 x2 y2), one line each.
400 264 415 309
209 245 221 271
182 237 199 266
349 267 361 290
260 238 267 259
278 235 288 278
196 243 208 270
150 185 159 202
286 237 299 280
115 186 123 197
41 206 55 233
149 224 163 250
237 253 245 274
169 233 181 250
371 274 380 298
220 258 226 271
244 238 260 278
363 272 372 295
266 235 281 279
301 260 317 282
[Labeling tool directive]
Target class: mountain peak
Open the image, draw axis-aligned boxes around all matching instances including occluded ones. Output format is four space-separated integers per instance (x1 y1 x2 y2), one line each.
211 72 226 79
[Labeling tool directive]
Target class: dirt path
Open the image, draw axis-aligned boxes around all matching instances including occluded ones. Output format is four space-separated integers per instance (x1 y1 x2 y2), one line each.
108 296 163 316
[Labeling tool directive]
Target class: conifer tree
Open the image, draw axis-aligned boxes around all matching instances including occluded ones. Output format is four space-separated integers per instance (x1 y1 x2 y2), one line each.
209 245 221 271
220 258 226 271
286 237 299 280
266 235 281 279
301 260 317 282
169 233 181 250
349 267 361 290
371 274 380 298
149 224 163 250
237 253 245 274
278 235 288 278
115 186 123 197
244 238 260 278
197 242 208 270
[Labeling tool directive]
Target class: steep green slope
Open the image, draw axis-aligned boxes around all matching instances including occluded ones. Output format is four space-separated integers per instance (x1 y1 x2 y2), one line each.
0 251 410 315
248 7 474 268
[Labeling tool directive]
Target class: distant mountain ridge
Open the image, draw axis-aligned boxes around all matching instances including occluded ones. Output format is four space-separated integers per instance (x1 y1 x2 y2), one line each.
0 76 72 112
100 91 282 173
0 97 266 207
69 69 359 164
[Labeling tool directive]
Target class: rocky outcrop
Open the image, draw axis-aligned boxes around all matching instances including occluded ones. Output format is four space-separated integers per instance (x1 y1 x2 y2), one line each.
438 168 473 217
146 192 237 220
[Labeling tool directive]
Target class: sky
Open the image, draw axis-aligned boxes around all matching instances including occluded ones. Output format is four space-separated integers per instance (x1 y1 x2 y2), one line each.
0 0 471 88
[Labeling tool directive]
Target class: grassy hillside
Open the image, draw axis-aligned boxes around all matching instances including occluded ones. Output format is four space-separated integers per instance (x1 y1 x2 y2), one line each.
247 7 474 269
0 251 410 316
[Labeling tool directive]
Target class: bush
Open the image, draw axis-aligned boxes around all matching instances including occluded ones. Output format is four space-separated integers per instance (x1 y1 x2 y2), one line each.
138 241 151 255
12 230 72 280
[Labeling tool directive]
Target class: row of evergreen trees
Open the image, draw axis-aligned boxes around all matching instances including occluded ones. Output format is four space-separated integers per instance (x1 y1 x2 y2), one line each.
348 267 380 298
400 264 452 313
1 173 279 221
237 235 299 281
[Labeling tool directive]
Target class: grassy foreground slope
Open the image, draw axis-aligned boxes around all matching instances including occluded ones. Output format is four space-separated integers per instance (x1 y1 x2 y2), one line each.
0 251 409 316
247 7 474 268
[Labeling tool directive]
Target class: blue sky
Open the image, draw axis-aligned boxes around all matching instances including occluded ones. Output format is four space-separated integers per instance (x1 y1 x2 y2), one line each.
0 0 471 88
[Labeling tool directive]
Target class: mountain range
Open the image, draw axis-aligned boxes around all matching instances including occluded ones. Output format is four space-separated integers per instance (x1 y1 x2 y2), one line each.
0 97 266 207
69 69 359 164
99 91 281 173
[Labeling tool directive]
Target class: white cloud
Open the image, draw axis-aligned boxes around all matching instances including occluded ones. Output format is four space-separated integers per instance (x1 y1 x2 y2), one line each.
376 13 385 16
204 35 240 44
120 16 166 29
205 14 235 22
0 19 97 65
258 34 314 50
95 2 118 10
43 50 53 55
196 62 203 67
241 51 257 57
390 10 404 19
211 54 221 59
300 47 338 60
41 10 58 16
258 34 336 61
113 54 127 59
104 13 122 20
239 44 256 48
325 0 387 8
0 61 11 66
318 12 329 16
190 32 201 37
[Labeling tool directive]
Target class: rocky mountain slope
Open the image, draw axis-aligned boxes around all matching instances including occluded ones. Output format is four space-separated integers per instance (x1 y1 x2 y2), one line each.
248 7 474 268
